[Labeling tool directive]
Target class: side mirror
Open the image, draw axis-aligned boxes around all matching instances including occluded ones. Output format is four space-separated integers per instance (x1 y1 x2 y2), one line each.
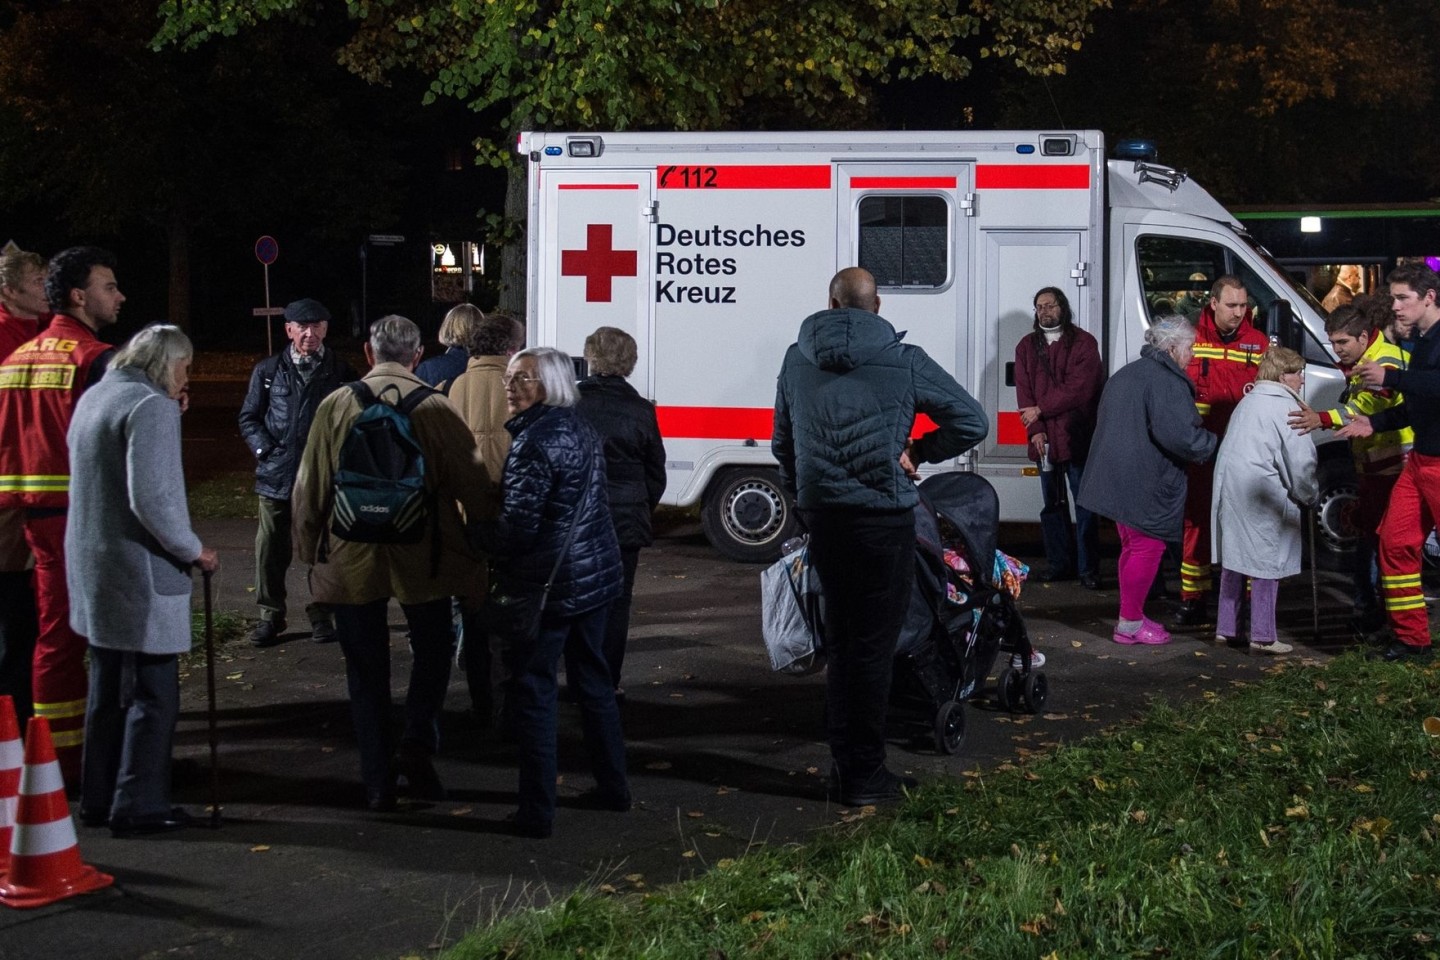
1271 300 1301 352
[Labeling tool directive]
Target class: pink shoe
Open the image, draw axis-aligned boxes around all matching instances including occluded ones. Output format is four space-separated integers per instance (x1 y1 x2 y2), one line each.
1113 618 1172 646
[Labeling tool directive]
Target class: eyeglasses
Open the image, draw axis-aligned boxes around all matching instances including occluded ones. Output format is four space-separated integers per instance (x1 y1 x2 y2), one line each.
502 373 538 387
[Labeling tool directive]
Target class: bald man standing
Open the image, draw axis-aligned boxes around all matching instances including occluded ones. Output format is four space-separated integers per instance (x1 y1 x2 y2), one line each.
772 267 988 807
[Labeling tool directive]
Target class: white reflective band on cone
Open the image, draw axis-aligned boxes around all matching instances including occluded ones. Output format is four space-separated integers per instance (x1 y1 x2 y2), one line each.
18 759 63 796
0 794 13 823
0 739 20 767
10 815 78 857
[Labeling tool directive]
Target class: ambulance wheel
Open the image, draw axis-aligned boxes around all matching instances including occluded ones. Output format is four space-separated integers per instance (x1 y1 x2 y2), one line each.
701 467 798 563
1021 671 1049 714
934 700 965 755
1311 458 1359 570
996 667 1021 712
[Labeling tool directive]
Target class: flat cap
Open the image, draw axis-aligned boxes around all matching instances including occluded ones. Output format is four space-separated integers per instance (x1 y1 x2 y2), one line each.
284 298 331 324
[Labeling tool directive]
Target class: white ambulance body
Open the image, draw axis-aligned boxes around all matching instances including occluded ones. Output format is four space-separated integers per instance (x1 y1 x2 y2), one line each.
519 130 1347 562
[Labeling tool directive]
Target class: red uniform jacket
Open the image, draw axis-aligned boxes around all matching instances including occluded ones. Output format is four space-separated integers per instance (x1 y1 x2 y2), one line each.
1186 304 1268 435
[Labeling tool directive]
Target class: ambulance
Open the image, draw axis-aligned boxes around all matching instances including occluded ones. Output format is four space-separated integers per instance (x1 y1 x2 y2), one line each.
518 130 1350 562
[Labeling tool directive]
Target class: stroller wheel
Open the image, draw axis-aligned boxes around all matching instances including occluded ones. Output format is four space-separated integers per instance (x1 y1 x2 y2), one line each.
996 667 1022 712
1021 671 1049 714
934 700 966 755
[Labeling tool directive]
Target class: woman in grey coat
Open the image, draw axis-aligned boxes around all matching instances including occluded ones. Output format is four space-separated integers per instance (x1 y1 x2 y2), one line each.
66 324 219 837
1078 316 1217 645
1210 347 1317 655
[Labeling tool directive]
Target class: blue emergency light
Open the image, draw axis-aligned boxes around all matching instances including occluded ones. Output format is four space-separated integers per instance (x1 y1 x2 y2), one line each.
1113 139 1158 161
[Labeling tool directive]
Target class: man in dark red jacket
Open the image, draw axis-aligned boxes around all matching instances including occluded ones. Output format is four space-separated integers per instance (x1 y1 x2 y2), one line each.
1015 286 1105 589
1176 275 1268 626
0 247 121 783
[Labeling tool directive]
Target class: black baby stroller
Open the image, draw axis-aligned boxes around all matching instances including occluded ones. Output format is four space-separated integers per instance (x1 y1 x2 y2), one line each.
890 471 1048 755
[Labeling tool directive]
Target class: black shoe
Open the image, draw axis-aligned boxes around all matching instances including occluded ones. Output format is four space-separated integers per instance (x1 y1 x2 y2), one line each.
77 807 109 828
110 807 196 838
831 767 919 807
1079 572 1102 591
1370 641 1434 663
1037 569 1076 584
311 620 337 643
366 789 397 813
570 788 632 812
247 619 286 647
1172 599 1212 627
395 750 446 801
507 812 553 839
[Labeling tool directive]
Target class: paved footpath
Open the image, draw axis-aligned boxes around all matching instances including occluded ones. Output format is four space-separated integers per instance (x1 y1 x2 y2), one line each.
0 517 1358 960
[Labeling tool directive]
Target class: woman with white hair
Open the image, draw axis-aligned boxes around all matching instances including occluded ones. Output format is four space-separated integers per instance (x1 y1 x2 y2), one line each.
485 346 627 839
1078 316 1217 645
66 324 219 837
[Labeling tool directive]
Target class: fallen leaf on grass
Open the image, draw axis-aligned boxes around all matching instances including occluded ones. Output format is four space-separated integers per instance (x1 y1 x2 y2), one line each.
1353 784 1375 793
1285 803 1310 819
250 845 270 853
225 672 244 680
1129 810 1148 824
682 850 697 858
624 873 645 884
1019 916 1051 936
687 811 704 818
450 806 473 816
1353 817 1392 840
913 854 933 868
1070 640 1083 648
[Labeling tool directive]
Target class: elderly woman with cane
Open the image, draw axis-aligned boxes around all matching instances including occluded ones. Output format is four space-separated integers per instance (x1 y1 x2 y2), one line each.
1078 316 1217 645
67 324 219 837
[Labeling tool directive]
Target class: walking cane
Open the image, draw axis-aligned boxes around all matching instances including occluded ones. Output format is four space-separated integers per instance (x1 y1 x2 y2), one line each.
203 569 221 828
1308 509 1321 643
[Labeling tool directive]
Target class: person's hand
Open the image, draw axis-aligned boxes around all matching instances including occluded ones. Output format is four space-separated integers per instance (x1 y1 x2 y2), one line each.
1353 360 1386 387
1288 406 1322 435
1336 414 1374 440
196 547 220 573
1019 405 1042 427
177 387 190 414
1030 432 1048 460
899 441 921 481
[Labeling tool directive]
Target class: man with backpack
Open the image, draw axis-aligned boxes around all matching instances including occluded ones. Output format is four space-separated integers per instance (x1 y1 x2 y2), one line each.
292 315 497 810
239 298 357 646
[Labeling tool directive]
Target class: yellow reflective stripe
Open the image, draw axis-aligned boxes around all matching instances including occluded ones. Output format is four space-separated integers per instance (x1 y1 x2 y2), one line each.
1195 402 1212 414
33 699 86 720
1385 597 1428 612
1381 574 1423 589
1180 563 1211 576
1192 346 1262 363
0 364 77 390
49 729 84 748
0 474 69 493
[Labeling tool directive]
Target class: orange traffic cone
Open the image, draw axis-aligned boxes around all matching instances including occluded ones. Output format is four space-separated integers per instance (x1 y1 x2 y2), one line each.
0 716 112 908
0 695 19 876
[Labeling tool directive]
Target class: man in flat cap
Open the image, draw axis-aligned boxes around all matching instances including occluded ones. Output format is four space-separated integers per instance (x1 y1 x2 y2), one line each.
239 298 357 646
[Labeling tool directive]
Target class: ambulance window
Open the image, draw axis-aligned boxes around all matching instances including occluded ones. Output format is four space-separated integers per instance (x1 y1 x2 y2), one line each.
857 196 948 288
1229 260 1282 338
1135 236 1226 323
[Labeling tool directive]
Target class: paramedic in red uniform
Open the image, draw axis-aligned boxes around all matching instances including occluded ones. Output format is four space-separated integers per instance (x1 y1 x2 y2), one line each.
1174 276 1268 627
1338 263 1440 663
0 249 50 723
0 246 122 782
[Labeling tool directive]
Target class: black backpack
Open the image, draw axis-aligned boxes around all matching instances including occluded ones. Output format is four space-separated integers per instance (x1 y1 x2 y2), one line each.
330 381 437 545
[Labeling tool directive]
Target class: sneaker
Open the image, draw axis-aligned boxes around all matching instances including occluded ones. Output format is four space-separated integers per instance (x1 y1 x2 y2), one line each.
311 621 337 643
1248 640 1293 656
1009 649 1047 669
829 767 919 807
247 619 286 647
1113 618 1171 646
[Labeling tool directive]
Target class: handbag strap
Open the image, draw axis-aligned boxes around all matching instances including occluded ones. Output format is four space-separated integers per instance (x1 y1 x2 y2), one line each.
542 445 596 592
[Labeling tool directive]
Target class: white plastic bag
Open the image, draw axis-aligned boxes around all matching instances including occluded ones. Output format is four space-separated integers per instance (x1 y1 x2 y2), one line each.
760 545 826 675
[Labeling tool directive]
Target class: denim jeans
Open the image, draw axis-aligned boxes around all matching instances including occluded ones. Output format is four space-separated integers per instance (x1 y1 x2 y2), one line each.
82 648 179 820
510 604 628 831
334 597 455 795
1038 461 1098 578
802 508 914 783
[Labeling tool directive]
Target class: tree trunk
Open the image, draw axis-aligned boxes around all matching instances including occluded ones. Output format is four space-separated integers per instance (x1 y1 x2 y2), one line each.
497 155 528 320
167 206 191 334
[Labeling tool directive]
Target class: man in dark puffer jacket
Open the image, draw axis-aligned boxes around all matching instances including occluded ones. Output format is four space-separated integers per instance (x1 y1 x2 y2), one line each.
773 267 988 808
238 298 357 646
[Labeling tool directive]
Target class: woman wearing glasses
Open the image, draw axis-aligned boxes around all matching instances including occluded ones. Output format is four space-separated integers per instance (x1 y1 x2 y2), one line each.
486 347 627 838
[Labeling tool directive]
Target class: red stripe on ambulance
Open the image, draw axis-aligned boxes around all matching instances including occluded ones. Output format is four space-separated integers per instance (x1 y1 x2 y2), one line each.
655 407 940 441
557 183 640 190
975 165 1090 189
849 176 958 189
656 165 830 190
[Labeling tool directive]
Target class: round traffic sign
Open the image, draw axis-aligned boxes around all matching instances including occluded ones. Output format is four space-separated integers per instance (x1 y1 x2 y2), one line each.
255 235 279 265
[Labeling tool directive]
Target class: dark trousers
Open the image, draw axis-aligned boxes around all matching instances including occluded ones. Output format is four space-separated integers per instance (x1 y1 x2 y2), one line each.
458 598 498 718
510 604 628 831
802 508 914 782
255 496 330 627
601 548 641 688
334 598 454 795
0 569 37 724
82 648 179 820
1038 461 1098 578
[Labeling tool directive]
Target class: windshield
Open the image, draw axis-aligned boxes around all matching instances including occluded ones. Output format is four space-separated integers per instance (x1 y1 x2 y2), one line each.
1237 229 1330 316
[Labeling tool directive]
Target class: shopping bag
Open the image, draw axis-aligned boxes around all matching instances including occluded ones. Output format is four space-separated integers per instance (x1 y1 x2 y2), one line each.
760 545 825 675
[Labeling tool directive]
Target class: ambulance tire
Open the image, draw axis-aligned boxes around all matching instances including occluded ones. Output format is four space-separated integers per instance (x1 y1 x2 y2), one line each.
1311 457 1358 573
701 467 799 563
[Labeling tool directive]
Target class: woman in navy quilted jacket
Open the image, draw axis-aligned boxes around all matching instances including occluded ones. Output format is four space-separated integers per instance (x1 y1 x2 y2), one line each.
489 346 627 839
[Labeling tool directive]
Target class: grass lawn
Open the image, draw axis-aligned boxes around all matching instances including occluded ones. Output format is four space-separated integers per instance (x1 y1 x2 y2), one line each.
188 470 259 520
447 654 1440 959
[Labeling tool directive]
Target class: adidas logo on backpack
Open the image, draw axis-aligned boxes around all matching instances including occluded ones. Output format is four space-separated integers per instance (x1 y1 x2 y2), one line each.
330 381 436 544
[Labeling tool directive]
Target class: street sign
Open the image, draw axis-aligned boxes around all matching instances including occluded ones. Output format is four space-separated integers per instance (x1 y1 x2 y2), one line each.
255 235 279 265
251 307 286 317
368 234 405 245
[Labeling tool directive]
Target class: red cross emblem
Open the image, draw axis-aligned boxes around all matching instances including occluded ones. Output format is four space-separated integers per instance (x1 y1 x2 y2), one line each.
561 224 638 302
